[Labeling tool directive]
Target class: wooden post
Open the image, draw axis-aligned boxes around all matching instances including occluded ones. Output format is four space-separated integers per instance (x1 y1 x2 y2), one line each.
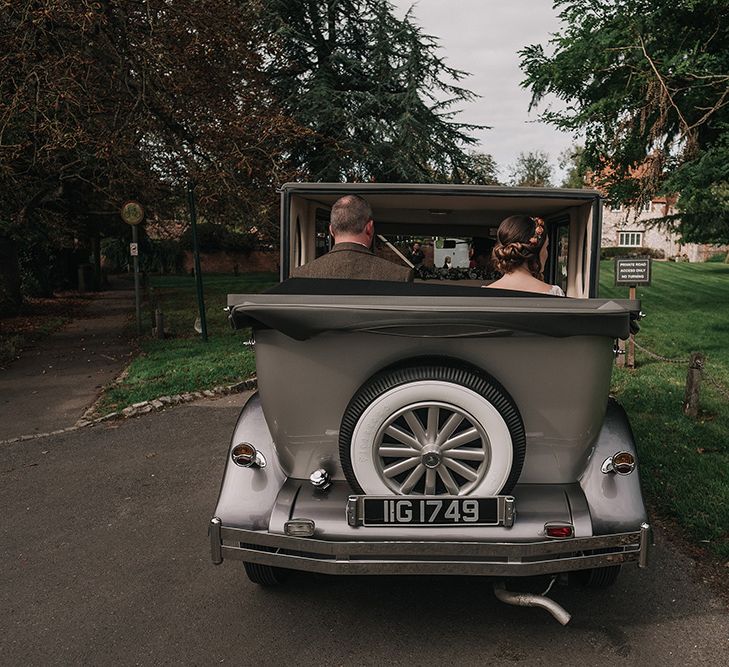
683 352 705 418
155 308 165 340
616 338 626 368
77 265 87 294
627 285 636 368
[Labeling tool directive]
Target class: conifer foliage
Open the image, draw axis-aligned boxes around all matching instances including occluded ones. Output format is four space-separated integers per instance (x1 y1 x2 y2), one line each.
260 0 483 183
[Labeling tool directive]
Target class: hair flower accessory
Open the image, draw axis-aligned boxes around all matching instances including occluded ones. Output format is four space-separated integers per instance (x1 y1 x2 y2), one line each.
530 217 545 246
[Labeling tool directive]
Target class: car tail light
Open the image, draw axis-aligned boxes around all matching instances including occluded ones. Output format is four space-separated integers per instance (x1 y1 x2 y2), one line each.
545 522 574 539
601 451 636 475
231 443 267 469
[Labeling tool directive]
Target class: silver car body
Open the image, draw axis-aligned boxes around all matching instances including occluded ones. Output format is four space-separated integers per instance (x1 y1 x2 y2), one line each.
210 184 650 577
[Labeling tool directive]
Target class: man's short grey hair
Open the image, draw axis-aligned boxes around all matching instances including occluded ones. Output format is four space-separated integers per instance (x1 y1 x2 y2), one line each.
330 194 373 236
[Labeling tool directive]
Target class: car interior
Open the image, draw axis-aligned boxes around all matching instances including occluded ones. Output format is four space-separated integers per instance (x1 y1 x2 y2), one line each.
284 186 602 298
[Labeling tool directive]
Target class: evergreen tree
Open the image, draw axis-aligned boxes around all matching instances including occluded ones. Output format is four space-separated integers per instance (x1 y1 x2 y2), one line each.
260 0 484 182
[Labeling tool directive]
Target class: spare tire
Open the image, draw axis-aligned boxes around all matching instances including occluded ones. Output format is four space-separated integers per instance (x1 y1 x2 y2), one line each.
339 360 526 496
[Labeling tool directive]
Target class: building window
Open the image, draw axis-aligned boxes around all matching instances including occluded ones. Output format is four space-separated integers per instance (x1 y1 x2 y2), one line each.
619 231 643 247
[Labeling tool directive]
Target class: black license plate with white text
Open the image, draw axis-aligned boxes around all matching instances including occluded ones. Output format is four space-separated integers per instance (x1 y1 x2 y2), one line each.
362 496 500 527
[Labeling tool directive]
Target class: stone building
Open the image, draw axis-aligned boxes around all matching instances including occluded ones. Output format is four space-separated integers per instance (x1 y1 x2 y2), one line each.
601 197 727 262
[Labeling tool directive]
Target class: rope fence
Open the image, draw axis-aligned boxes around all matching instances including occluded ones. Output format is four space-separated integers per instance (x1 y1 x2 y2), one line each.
633 341 687 365
629 340 729 411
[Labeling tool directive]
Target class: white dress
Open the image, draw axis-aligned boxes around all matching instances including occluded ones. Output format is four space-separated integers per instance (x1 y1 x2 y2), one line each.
481 282 566 295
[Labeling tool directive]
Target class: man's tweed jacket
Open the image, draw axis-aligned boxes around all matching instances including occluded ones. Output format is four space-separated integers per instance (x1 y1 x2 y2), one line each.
291 242 413 282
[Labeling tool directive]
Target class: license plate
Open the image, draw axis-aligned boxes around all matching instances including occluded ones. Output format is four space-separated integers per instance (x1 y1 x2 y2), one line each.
358 496 510 527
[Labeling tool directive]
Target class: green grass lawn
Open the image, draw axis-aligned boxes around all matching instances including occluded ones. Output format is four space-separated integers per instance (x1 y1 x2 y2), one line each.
599 260 729 560
97 273 277 411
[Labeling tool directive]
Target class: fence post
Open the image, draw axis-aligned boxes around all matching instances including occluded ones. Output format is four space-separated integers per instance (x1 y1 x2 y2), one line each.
683 352 705 418
627 286 636 368
155 308 165 339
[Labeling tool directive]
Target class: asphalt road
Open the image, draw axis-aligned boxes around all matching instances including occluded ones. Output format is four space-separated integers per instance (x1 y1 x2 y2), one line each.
0 282 134 441
2 394 727 666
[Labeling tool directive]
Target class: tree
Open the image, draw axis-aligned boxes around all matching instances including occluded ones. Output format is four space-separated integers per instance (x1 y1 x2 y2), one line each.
259 0 484 183
460 153 500 185
0 1 303 313
520 0 729 243
559 145 586 189
509 151 553 187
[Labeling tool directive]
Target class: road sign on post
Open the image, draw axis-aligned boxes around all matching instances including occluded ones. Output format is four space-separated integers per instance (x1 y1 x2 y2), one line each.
120 201 145 335
615 256 651 369
615 256 652 287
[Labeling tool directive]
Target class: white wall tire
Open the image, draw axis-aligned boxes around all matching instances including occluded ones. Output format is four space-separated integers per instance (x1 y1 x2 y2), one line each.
339 361 525 496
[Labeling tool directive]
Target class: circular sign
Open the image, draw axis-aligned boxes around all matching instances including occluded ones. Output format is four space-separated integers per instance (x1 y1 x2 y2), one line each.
120 200 145 226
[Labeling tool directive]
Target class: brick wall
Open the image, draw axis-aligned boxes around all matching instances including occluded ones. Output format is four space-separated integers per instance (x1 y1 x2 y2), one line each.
182 250 278 274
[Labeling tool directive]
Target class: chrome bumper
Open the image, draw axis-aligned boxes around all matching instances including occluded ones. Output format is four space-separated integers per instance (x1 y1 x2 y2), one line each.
209 518 651 577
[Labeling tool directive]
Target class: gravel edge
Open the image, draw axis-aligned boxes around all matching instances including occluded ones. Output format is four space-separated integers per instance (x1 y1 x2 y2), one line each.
0 377 257 445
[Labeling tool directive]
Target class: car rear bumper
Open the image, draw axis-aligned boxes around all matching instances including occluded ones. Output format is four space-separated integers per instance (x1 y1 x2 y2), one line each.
209 518 651 577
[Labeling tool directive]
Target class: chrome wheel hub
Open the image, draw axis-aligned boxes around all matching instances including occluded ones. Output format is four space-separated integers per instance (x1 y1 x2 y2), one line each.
421 446 442 469
373 401 490 495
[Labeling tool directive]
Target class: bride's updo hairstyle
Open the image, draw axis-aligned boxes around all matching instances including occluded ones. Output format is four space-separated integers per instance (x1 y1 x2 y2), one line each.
491 215 546 277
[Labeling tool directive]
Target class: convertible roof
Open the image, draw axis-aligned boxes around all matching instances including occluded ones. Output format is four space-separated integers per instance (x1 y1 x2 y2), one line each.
229 279 639 340
281 183 601 226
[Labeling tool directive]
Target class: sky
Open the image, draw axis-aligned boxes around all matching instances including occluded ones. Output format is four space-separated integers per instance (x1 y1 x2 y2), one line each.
391 0 577 183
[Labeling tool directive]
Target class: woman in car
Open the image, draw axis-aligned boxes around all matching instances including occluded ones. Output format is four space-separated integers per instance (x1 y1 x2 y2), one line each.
485 214 565 295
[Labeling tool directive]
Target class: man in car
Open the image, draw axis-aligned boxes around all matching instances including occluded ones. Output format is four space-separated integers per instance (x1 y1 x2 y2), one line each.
292 194 413 281
407 241 425 267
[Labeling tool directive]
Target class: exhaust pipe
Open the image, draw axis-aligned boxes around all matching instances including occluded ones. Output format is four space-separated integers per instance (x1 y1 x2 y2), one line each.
493 581 571 625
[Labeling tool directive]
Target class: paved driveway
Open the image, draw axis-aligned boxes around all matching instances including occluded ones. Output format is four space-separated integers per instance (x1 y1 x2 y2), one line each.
2 395 726 666
0 282 134 441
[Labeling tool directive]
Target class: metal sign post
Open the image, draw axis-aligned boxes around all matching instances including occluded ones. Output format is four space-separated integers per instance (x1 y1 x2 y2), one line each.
131 225 141 335
120 201 145 335
187 181 208 342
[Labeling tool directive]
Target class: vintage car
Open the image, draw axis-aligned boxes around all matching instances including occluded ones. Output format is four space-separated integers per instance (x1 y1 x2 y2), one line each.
210 183 650 623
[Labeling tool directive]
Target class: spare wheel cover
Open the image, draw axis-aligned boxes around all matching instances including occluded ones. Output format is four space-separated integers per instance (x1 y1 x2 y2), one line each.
339 363 525 496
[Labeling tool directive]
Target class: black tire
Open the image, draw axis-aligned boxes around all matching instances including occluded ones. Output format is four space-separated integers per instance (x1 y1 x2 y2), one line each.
241 543 290 586
571 547 622 589
339 358 526 496
243 561 290 587
572 564 622 589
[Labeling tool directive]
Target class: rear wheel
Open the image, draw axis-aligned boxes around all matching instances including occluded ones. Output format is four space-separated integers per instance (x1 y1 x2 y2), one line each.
243 562 290 587
339 360 526 496
241 543 290 586
572 564 621 589
571 547 622 589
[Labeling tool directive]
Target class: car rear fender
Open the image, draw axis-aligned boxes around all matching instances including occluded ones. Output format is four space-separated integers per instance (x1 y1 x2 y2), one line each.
579 399 648 534
212 392 286 530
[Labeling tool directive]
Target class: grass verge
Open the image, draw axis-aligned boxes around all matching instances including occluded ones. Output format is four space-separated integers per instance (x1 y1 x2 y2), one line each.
96 273 276 412
600 260 729 561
